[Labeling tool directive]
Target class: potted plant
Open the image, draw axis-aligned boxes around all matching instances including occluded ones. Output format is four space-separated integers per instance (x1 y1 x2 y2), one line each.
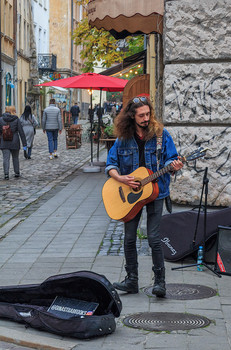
103 125 114 139
101 124 116 152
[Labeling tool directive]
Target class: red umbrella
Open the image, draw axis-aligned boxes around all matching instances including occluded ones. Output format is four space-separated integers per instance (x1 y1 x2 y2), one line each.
37 72 128 91
37 73 128 168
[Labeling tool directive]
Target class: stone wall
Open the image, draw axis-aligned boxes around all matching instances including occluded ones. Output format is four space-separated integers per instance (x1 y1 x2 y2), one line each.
163 0 231 206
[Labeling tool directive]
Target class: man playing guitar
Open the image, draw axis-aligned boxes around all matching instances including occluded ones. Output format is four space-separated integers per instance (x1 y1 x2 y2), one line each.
105 96 183 297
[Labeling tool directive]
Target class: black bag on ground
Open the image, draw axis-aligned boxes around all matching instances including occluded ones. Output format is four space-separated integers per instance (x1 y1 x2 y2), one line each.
160 207 231 262
0 271 122 339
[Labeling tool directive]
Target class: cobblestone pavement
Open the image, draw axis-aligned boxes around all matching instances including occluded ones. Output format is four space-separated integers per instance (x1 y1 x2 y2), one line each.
0 122 104 234
98 219 151 256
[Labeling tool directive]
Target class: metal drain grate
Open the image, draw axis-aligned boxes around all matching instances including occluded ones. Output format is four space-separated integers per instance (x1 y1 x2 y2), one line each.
123 312 211 331
143 283 217 300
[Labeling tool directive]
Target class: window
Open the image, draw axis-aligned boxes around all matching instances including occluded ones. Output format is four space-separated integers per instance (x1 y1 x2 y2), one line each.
80 5 83 21
9 4 13 38
18 16 22 49
27 24 30 55
5 73 12 106
24 20 26 52
25 82 27 106
27 0 30 17
38 28 42 53
34 24 37 51
43 30 47 53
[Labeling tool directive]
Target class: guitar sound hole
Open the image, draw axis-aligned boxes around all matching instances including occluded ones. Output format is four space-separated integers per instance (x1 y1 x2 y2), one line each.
133 181 141 192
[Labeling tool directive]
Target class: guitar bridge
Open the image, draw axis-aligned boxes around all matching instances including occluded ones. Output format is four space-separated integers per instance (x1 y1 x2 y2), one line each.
119 186 126 203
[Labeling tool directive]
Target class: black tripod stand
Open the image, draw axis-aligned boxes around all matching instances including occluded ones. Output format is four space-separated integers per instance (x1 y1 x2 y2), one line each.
172 167 221 277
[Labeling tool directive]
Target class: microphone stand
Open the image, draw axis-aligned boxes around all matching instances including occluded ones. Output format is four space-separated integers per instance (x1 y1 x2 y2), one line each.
172 167 221 277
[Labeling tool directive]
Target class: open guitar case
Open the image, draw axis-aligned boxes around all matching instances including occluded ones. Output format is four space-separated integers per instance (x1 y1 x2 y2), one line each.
160 207 231 262
0 271 122 339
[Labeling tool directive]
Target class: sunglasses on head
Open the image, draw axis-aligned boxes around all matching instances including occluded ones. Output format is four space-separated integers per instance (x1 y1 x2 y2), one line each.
132 96 147 104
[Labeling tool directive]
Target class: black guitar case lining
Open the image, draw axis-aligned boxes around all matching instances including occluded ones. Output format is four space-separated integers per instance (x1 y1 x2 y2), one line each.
0 271 122 339
160 207 231 262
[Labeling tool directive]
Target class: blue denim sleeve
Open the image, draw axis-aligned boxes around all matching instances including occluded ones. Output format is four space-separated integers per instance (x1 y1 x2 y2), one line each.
105 139 121 176
163 130 178 167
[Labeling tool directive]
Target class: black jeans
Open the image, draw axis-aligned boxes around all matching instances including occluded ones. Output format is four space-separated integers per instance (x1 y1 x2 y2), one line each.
124 199 165 270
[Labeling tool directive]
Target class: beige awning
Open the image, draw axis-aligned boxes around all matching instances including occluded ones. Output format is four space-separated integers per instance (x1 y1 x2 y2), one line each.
88 0 164 39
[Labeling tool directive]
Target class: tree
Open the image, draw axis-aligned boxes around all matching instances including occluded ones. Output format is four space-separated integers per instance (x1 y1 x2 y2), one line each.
106 91 123 103
73 0 144 72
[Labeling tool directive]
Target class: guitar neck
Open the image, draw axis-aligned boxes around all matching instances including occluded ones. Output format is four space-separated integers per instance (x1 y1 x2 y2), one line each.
141 157 186 186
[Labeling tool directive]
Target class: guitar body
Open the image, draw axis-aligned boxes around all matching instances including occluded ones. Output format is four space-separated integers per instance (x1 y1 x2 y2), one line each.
102 147 208 223
102 167 159 222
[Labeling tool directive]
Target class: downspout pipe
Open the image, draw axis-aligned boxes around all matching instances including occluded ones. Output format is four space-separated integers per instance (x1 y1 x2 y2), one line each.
13 0 17 109
0 3 2 116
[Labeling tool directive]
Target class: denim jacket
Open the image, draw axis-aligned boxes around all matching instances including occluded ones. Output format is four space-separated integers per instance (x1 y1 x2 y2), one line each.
105 128 178 200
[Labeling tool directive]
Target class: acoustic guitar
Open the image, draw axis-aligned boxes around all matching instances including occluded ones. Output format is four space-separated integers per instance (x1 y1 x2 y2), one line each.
102 147 208 223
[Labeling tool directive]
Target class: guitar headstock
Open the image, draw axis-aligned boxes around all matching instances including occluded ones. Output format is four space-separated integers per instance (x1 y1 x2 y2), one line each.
180 147 209 162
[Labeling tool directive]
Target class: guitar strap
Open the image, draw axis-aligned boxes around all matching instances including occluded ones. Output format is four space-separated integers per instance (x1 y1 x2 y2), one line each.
156 134 162 171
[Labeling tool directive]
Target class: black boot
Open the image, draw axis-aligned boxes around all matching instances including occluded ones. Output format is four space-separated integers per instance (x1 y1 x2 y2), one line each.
113 265 139 294
24 150 28 159
152 267 166 297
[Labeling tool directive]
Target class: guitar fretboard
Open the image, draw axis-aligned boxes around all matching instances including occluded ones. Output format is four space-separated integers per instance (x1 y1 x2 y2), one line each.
141 164 173 186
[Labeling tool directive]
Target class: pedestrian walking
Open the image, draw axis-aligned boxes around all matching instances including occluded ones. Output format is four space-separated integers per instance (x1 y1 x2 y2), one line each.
0 106 27 180
111 104 117 120
105 96 183 297
42 98 62 160
70 102 80 125
20 105 39 159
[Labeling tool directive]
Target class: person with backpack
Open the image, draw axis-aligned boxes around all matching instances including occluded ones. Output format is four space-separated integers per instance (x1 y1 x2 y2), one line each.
42 98 62 160
0 106 27 180
20 105 39 159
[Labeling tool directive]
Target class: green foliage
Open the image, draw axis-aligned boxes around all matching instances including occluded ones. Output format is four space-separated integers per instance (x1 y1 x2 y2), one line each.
137 228 147 240
126 36 145 56
106 91 123 102
73 18 126 72
103 124 114 138
73 0 144 72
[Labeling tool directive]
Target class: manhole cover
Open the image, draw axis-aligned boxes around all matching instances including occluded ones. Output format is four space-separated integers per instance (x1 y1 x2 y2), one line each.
143 283 217 300
123 312 211 331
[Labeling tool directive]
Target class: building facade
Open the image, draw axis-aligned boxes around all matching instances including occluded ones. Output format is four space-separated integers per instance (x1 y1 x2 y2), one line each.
16 0 35 117
31 0 50 118
1 1 88 120
49 0 89 116
1 0 17 113
31 0 49 55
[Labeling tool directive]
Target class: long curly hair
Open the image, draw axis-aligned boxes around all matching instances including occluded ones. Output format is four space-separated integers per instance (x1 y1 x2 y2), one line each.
114 96 163 140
